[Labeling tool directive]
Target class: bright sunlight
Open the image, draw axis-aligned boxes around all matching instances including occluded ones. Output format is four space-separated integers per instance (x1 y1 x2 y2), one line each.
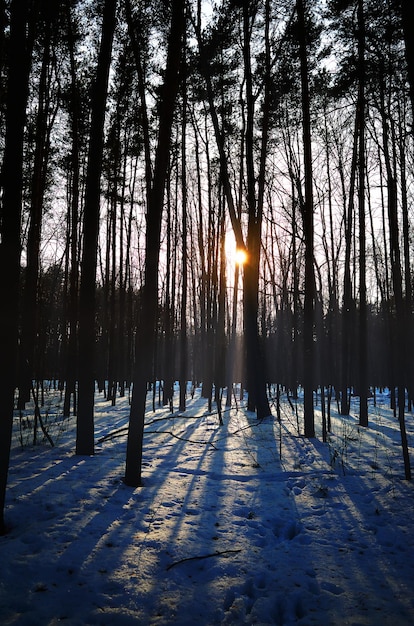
234 247 248 266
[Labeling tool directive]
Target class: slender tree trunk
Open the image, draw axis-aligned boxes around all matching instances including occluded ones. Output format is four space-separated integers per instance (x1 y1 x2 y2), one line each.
297 0 315 436
398 100 413 407
76 0 117 455
18 22 53 409
179 38 188 412
162 175 174 409
242 0 271 419
226 263 240 406
380 87 411 480
194 127 207 392
125 0 185 487
63 0 82 417
291 174 299 398
215 200 227 423
340 116 357 415
322 107 339 400
108 189 118 406
200 127 215 406
204 198 218 413
0 0 32 534
118 129 129 397
357 0 368 427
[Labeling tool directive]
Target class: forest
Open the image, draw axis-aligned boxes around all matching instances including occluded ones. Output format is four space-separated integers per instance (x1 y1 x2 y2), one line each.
0 0 413 537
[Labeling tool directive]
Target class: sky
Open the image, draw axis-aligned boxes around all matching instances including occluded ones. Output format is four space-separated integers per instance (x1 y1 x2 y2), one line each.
1 385 414 625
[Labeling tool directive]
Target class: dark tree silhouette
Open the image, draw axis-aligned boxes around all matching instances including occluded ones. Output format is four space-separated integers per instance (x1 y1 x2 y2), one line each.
18 3 60 410
0 0 33 534
62 0 84 419
401 0 414 118
76 0 117 455
296 0 315 437
125 0 186 487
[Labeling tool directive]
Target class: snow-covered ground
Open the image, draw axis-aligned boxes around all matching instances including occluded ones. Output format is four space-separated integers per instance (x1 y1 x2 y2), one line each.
1 386 414 625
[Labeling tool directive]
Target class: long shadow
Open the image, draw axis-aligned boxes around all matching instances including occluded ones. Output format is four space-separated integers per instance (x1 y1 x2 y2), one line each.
140 402 311 625
209 410 312 624
5 390 412 625
2 439 137 623
298 435 414 625
1 393 211 624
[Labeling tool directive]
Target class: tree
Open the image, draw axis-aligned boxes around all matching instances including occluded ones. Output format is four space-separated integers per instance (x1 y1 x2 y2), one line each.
376 38 412 478
0 0 33 534
400 0 414 118
241 0 272 418
62 0 85 418
124 0 186 487
192 0 272 418
296 0 315 436
179 34 189 413
18 2 60 410
76 0 117 455
356 0 368 428
340 112 358 416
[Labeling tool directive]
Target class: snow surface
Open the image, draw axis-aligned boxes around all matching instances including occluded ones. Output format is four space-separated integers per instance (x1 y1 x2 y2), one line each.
1 386 414 625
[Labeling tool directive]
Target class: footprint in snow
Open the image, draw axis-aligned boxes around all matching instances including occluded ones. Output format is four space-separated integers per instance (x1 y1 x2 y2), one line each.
271 519 302 542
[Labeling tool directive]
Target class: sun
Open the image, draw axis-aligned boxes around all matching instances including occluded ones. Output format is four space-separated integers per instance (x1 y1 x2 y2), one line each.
234 247 248 266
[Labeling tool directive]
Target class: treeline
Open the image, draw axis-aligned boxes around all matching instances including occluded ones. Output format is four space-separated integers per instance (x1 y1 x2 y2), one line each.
21 265 406 408
1 0 413 531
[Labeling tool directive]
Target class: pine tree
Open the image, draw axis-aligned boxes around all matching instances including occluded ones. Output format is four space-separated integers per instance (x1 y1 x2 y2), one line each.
76 0 117 455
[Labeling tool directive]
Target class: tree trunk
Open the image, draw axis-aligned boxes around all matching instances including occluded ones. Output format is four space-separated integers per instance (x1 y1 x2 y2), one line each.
76 0 117 455
340 114 358 416
398 100 413 407
0 0 32 534
18 17 54 409
357 0 368 428
297 0 315 436
215 200 227 423
162 175 174 410
380 87 411 480
124 0 185 487
63 0 82 418
179 67 188 413
242 0 271 419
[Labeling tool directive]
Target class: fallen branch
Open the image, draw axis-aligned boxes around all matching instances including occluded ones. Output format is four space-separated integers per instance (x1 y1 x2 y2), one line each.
166 548 242 571
98 427 219 448
97 411 261 447
157 431 219 449
97 425 128 443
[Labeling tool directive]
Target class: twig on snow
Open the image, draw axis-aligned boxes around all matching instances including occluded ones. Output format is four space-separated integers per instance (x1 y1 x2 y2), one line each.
166 548 242 571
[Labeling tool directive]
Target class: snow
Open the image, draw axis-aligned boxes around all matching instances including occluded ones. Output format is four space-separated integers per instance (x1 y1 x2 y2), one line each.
1 386 414 625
